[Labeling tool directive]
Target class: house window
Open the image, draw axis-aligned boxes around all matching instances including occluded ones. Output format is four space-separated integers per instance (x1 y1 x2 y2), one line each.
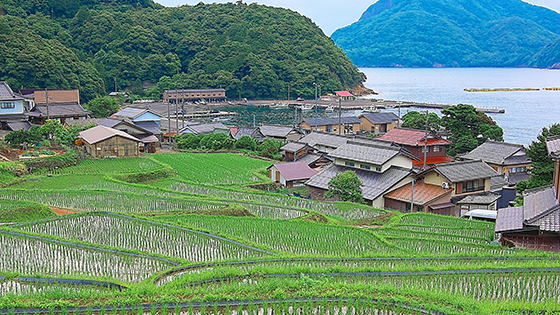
345 161 355 167
376 167 382 172
1 102 15 109
360 165 371 170
433 146 440 152
326 125 332 132
421 146 430 153
460 179 485 193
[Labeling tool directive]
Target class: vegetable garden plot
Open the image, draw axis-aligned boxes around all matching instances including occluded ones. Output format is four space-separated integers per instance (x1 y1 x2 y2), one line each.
155 215 394 256
169 182 384 220
152 153 271 185
0 234 170 283
31 157 163 175
0 190 225 214
18 213 266 262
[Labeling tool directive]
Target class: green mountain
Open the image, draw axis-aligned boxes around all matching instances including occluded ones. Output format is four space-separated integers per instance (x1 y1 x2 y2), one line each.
331 0 560 68
0 1 365 102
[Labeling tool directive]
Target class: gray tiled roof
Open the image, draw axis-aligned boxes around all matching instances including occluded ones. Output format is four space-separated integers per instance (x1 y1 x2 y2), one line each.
259 125 298 138
490 176 508 190
304 117 362 126
234 127 264 140
6 121 32 131
452 191 501 205
546 135 560 158
134 121 162 135
359 112 399 124
432 160 498 183
65 118 103 128
296 152 324 166
527 205 560 233
26 103 91 118
523 185 559 221
305 164 411 201
329 142 402 165
280 142 310 153
495 206 525 232
183 123 229 135
460 141 529 165
0 82 24 100
99 118 121 128
299 132 350 149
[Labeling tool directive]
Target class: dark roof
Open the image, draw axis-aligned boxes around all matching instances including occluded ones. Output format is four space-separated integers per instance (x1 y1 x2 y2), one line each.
490 176 508 190
26 103 91 118
181 123 229 135
377 127 451 146
6 121 32 131
306 164 412 201
504 172 531 185
304 117 362 127
546 135 560 159
233 127 265 141
460 140 529 165
98 118 121 128
280 142 313 153
299 132 350 149
0 82 24 101
134 121 162 135
429 160 499 183
111 107 162 119
64 118 103 128
359 112 399 124
329 141 414 166
452 191 501 205
495 185 560 233
270 162 318 181
296 152 326 166
259 125 299 138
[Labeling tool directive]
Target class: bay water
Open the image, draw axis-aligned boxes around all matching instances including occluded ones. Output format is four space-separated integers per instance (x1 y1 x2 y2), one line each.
360 67 560 145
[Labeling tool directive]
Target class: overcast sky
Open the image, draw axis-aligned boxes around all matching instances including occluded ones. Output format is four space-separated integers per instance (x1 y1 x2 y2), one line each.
153 0 560 35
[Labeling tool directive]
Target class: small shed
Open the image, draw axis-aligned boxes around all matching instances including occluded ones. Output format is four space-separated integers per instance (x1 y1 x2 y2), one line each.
268 162 318 188
79 125 141 158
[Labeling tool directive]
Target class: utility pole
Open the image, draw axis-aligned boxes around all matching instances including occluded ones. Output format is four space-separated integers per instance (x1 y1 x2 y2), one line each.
287 83 290 101
410 178 415 213
45 88 50 121
338 96 342 135
422 110 429 169
167 100 171 145
314 83 318 131
114 78 117 92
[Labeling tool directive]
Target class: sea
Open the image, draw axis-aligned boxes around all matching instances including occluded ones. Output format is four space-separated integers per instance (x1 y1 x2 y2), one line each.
360 67 560 145
212 68 560 145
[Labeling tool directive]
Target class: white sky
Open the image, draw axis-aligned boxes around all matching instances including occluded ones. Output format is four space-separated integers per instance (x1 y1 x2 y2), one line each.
153 0 560 35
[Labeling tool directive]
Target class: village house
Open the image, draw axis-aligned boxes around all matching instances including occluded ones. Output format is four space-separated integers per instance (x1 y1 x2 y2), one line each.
387 160 499 216
494 135 560 252
458 140 532 186
305 141 417 208
268 162 319 188
163 88 227 103
179 122 232 136
233 127 266 142
358 112 399 134
79 125 141 158
279 142 331 168
298 131 393 155
0 82 34 130
301 117 362 134
99 118 161 153
335 91 355 101
24 89 90 125
259 125 303 142
378 127 453 168
110 107 162 129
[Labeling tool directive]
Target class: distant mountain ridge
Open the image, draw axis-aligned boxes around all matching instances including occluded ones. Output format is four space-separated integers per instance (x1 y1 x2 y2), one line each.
332 0 560 68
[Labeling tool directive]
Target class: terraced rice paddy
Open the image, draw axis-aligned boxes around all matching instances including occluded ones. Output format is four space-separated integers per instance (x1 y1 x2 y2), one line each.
0 154 558 314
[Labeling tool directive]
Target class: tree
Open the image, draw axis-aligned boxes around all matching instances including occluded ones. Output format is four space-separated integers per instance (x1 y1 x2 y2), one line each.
85 96 119 118
325 170 364 203
259 139 284 158
517 124 560 193
235 136 257 151
441 104 504 156
401 111 442 131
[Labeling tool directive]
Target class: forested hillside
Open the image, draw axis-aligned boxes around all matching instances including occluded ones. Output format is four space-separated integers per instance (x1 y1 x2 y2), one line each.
0 0 365 101
331 0 560 68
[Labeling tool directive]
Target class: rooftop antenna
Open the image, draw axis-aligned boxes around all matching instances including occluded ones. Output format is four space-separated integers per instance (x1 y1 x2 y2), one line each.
423 110 429 169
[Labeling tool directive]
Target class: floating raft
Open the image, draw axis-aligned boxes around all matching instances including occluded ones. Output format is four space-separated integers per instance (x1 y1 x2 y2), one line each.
464 88 540 92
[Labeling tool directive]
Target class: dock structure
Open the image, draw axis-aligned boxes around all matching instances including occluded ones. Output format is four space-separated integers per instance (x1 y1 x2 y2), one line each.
232 99 505 114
